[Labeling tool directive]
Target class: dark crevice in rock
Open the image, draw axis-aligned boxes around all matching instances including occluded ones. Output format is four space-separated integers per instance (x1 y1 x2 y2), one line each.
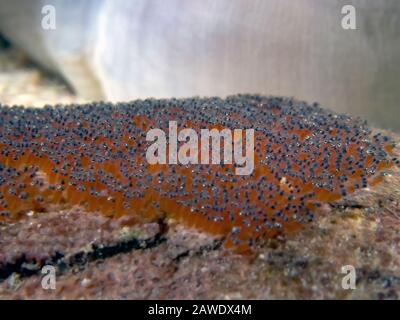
0 220 167 282
329 201 367 210
171 239 223 263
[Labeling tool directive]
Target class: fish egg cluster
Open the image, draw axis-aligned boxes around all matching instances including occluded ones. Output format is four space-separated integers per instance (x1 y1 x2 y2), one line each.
0 95 398 253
